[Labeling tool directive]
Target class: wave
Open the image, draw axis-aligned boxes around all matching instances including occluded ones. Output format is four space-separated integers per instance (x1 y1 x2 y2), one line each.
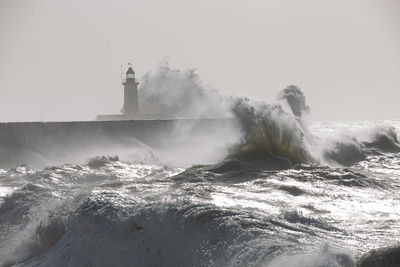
357 244 400 267
0 187 350 267
363 125 400 153
268 245 354 267
321 136 366 166
0 192 274 266
229 86 314 167
228 86 399 168
321 125 400 166
87 155 120 169
0 157 397 266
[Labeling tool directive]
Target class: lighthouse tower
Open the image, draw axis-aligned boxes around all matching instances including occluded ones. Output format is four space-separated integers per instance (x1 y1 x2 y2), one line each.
122 65 139 117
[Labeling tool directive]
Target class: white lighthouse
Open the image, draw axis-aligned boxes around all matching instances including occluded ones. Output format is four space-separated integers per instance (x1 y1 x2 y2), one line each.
122 65 139 117
96 64 175 120
96 64 141 121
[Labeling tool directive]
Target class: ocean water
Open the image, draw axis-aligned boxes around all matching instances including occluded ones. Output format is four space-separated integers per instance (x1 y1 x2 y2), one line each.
0 117 399 267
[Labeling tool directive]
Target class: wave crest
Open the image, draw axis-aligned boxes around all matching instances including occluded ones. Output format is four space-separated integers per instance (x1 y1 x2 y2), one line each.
229 86 314 166
364 125 400 153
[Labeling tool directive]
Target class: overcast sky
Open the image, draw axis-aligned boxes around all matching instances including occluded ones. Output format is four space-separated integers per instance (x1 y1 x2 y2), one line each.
1 0 399 122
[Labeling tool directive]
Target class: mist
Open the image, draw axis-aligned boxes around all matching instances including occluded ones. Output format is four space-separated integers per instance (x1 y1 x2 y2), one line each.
139 60 231 118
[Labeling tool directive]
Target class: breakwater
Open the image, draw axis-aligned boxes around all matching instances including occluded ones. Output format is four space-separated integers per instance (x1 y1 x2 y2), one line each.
0 119 237 168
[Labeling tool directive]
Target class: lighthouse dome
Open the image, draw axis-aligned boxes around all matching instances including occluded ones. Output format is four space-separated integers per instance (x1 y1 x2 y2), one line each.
126 67 135 74
126 67 135 79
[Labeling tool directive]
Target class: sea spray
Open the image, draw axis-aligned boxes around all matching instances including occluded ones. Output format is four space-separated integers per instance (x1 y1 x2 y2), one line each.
229 85 315 165
139 60 232 118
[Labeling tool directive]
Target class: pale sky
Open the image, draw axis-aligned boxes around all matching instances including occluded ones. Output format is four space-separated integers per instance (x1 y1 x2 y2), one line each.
0 0 399 122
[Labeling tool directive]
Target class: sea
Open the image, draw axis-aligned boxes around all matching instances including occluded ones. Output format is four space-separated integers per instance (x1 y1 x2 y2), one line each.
0 90 399 266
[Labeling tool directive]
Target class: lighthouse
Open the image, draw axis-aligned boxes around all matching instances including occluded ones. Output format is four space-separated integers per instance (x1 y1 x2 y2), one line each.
96 64 141 121
97 63 172 120
122 65 139 117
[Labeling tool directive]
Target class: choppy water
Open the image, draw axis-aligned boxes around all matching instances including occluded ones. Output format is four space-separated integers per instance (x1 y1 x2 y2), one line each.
0 119 399 267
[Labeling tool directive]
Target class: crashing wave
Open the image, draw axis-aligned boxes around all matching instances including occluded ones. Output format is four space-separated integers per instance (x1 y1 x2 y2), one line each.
228 85 399 168
357 244 400 267
363 125 400 153
322 137 366 166
321 125 400 166
87 155 120 169
0 192 295 267
229 85 315 166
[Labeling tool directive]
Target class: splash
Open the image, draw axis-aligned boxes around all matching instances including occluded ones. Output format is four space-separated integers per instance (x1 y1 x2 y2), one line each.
139 60 231 118
278 85 310 118
227 85 400 167
229 85 314 165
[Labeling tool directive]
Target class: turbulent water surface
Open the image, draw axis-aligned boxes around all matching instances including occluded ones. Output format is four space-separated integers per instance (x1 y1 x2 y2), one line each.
0 118 399 267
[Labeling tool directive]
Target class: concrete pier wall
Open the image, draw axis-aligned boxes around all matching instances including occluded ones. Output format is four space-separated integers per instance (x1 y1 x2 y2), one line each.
0 119 238 168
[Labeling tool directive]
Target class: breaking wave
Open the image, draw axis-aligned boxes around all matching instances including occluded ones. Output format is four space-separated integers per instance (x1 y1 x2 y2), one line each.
0 190 329 267
321 125 400 166
229 85 314 167
227 85 400 168
363 125 400 153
